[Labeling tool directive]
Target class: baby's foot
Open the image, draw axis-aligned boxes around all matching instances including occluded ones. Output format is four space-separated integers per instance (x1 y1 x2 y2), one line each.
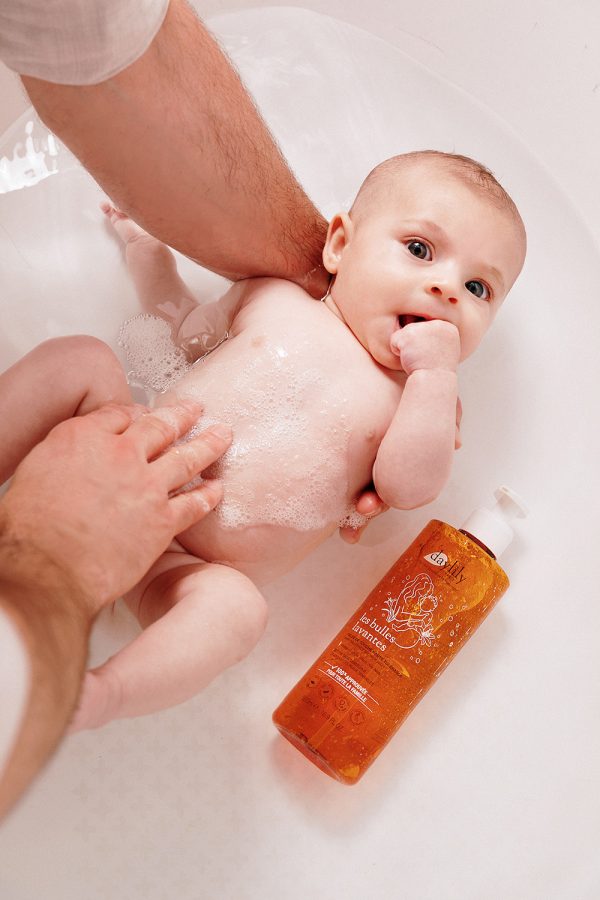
101 201 150 245
68 667 123 733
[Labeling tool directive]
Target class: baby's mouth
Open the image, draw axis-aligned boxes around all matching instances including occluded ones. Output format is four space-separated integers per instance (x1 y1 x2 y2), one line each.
398 314 428 328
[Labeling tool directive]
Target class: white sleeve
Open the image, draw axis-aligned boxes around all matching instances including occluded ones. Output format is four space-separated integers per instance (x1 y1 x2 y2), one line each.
0 0 170 85
0 609 30 780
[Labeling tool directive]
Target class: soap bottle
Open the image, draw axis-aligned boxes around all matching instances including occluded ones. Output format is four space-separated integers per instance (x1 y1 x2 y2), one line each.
272 487 527 785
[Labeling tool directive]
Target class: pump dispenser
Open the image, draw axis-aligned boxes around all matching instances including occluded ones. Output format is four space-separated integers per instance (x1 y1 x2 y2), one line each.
460 486 528 559
273 487 527 785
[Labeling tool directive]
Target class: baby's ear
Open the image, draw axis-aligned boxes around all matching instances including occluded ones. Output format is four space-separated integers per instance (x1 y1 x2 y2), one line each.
322 212 354 273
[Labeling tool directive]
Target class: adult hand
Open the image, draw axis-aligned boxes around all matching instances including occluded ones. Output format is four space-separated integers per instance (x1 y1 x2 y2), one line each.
1 400 232 615
0 398 232 818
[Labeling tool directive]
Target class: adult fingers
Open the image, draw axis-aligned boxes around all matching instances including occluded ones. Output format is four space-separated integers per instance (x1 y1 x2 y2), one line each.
128 400 204 460
152 423 233 492
169 479 224 533
78 402 151 434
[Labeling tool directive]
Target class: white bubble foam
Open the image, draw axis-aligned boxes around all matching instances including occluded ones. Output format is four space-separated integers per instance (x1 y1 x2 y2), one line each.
338 506 369 531
121 319 357 535
119 314 191 393
178 350 354 532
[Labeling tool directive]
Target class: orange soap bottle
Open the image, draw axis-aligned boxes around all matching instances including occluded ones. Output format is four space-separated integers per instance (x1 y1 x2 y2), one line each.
273 487 527 784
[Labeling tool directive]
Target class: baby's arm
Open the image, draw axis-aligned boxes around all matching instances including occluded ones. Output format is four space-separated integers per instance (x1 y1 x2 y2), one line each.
0 336 130 485
372 320 460 510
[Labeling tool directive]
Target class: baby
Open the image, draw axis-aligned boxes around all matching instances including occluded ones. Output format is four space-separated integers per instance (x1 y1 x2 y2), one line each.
0 150 526 729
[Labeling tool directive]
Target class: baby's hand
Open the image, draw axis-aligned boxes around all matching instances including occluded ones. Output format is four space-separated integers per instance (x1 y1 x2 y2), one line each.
390 319 461 375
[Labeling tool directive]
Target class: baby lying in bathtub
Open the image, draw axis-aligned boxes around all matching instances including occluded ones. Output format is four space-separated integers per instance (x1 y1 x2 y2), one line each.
0 150 526 729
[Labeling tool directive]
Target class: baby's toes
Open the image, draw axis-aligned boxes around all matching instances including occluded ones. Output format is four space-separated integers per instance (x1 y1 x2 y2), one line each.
100 200 126 221
68 668 122 733
101 202 148 244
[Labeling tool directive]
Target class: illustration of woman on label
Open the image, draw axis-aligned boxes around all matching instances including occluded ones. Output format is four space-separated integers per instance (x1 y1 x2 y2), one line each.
383 573 439 649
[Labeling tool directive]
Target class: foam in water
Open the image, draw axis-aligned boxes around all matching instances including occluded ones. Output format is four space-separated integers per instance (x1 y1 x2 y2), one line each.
118 314 191 393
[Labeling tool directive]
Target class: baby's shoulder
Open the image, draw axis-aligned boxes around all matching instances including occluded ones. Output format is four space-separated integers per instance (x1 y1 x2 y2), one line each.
230 277 318 329
236 276 312 305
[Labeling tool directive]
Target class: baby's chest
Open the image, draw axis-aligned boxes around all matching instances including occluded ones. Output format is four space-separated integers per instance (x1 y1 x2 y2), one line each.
183 321 397 437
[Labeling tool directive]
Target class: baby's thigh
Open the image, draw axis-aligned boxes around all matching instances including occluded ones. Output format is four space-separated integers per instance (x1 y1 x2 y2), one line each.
125 548 269 656
181 562 270 662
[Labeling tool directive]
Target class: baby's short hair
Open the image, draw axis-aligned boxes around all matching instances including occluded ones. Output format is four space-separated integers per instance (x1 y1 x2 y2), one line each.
351 149 522 227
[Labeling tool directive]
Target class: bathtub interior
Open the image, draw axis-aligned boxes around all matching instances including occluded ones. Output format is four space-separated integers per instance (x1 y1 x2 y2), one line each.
1 7 599 899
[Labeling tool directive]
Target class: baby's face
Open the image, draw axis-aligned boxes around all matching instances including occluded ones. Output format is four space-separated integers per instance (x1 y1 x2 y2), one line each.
323 165 526 369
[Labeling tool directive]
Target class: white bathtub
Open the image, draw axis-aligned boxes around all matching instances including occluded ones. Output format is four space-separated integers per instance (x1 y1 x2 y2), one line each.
1 4 599 898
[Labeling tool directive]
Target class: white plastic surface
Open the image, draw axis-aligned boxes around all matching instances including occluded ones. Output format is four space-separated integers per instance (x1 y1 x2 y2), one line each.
0 7 599 900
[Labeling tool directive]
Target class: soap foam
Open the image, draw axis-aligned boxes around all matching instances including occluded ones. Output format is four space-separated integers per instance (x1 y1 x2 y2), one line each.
180 346 354 532
119 317 358 534
119 314 191 393
339 506 369 531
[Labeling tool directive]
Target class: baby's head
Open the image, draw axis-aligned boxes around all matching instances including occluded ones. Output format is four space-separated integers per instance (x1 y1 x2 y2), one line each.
322 150 526 369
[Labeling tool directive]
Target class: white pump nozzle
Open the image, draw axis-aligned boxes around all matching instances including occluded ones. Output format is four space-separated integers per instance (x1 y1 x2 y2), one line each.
460 486 528 559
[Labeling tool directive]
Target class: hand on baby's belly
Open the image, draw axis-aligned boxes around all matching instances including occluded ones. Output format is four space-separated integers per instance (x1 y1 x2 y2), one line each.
162 340 361 580
175 406 354 582
150 285 400 581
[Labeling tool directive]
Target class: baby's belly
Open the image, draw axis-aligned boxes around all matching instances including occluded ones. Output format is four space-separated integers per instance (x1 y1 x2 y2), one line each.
158 331 365 583
177 517 335 584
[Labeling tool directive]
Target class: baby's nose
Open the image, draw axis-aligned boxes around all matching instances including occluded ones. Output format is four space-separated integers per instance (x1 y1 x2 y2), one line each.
429 284 458 305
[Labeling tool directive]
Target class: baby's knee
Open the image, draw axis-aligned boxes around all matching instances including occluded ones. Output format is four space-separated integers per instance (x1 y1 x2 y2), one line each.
68 334 121 371
36 334 121 378
46 335 129 409
214 567 269 660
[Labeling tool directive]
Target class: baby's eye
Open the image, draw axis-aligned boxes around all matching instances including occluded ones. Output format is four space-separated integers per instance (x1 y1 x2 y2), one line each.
465 280 490 300
406 240 432 260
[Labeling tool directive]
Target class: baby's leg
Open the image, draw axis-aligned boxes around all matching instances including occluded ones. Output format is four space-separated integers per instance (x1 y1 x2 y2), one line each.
0 335 130 484
70 550 268 730
102 203 198 333
104 203 240 363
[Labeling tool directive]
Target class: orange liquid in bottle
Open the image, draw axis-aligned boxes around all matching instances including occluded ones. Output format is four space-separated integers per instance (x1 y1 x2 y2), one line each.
273 519 509 784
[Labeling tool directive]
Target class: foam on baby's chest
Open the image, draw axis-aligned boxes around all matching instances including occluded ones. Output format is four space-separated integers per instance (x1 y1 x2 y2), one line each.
180 334 354 531
119 307 378 535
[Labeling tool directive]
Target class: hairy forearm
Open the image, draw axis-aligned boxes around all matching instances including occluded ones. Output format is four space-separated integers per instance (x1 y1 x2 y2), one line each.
373 369 458 509
20 0 329 297
0 536 90 820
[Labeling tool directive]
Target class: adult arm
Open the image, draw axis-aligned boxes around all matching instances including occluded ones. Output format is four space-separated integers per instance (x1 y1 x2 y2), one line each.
19 0 330 298
0 401 231 820
8 0 384 538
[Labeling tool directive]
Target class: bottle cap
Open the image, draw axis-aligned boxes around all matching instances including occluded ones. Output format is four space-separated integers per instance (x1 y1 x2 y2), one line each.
460 486 528 559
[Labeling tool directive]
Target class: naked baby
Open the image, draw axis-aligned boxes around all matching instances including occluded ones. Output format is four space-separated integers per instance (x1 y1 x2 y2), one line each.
0 150 526 729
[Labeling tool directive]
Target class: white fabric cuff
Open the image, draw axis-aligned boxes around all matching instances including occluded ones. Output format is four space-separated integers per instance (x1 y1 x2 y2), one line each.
0 0 170 85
